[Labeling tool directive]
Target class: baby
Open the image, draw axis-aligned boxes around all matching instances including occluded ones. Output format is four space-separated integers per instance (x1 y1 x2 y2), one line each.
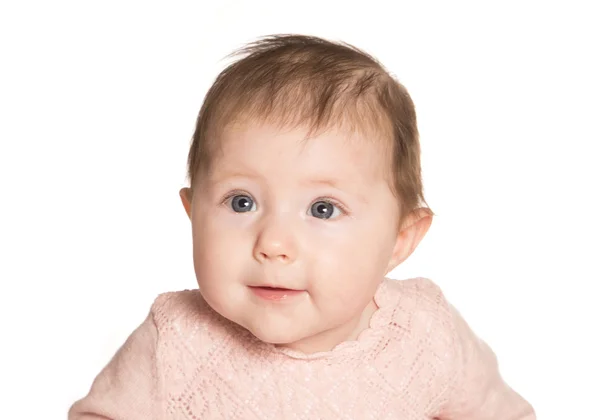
69 35 535 419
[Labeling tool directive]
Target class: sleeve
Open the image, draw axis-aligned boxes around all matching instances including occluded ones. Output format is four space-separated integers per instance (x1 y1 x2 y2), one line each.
436 305 536 420
68 310 163 420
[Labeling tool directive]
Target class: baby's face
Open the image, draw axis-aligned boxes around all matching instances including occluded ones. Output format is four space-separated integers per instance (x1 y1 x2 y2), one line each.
182 122 404 353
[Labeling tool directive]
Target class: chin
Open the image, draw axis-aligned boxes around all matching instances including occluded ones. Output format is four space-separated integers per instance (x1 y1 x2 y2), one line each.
245 322 306 346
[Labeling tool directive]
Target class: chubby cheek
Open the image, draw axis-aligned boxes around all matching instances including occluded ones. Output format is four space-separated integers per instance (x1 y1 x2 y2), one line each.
191 219 250 292
308 224 393 308
314 216 395 270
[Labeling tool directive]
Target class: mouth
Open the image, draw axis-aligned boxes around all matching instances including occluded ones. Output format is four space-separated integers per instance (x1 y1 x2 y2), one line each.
248 285 305 301
249 285 300 291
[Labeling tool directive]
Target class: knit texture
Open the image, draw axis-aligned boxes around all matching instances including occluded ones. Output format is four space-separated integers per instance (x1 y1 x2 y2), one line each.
69 278 535 419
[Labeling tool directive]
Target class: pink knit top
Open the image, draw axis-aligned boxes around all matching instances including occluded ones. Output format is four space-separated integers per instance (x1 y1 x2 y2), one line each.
69 278 535 419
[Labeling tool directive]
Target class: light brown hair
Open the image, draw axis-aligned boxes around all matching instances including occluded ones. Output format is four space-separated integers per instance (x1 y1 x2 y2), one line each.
185 34 431 222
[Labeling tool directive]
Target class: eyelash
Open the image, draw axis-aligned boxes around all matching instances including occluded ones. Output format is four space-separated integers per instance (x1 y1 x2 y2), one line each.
220 191 351 216
315 195 350 216
220 189 250 205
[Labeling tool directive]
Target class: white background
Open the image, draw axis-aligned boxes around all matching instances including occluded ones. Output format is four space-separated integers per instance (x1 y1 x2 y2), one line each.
1 0 599 418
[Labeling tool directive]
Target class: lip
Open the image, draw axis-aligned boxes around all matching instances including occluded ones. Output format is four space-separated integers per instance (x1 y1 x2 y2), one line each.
249 286 305 302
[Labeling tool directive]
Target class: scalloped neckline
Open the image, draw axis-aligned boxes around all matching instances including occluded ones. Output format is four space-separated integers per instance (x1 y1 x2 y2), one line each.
262 278 392 361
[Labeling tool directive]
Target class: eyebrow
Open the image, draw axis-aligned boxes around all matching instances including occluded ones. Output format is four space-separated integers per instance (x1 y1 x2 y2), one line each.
211 170 343 186
209 170 261 183
210 171 367 203
304 178 368 203
304 178 344 189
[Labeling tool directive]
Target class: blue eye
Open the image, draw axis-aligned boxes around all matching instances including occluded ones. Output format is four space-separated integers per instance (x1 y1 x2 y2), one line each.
230 195 256 213
310 201 341 219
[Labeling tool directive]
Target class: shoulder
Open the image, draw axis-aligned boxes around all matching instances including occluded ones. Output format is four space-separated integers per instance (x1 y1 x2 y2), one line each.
147 288 245 352
383 277 445 302
150 288 210 326
378 278 460 404
145 289 251 396
379 277 456 352
381 277 452 319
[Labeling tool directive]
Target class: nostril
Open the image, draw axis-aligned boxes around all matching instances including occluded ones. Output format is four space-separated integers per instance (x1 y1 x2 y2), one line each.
255 250 291 263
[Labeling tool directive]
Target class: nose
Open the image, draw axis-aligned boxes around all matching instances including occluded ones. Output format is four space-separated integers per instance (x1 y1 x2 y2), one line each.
253 216 297 264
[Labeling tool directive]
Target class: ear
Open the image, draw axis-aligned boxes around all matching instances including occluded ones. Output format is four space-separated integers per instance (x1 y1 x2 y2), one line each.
179 187 193 220
386 208 433 273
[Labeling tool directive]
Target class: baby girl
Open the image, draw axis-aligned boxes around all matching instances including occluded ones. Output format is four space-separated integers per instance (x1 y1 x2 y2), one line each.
69 34 535 419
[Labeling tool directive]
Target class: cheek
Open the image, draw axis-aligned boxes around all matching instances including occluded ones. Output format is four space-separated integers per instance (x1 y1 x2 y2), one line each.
191 217 250 283
307 225 392 300
311 220 395 271
190 223 251 317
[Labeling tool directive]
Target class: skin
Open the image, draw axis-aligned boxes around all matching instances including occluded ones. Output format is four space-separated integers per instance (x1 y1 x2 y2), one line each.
179 122 431 354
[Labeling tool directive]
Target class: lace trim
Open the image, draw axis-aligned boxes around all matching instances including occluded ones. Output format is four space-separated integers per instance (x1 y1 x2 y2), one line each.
260 278 394 360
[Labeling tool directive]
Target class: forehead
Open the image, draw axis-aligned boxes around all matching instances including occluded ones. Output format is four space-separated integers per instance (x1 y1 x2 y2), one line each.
211 122 392 185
